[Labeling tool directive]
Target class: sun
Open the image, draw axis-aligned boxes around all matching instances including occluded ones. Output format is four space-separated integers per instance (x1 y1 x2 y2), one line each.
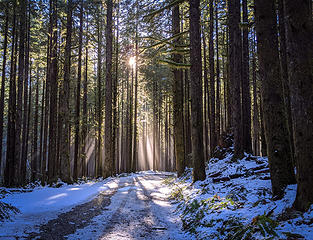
129 56 136 67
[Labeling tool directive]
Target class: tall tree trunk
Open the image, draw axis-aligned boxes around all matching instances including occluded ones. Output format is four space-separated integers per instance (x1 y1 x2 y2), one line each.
32 68 40 182
215 0 221 144
228 0 243 159
16 0 27 185
0 6 9 175
42 29 51 185
221 28 226 131
184 68 192 166
82 9 88 178
277 0 294 163
164 96 169 171
39 78 45 180
132 2 139 173
241 0 252 153
48 0 59 184
209 0 216 154
157 94 161 170
113 2 120 175
259 101 267 156
283 0 313 211
26 62 32 182
255 0 296 198
153 80 156 171
104 0 114 177
202 30 209 160
4 1 17 187
125 68 132 173
129 66 134 171
120 77 125 173
225 29 232 131
96 9 103 177
189 0 206 181
21 8 31 184
172 5 185 177
74 0 84 181
59 0 73 183
252 34 260 156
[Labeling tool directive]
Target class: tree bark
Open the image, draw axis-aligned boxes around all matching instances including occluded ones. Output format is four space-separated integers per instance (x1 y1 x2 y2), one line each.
32 68 40 182
82 9 89 178
283 0 313 211
0 6 9 175
277 0 294 164
202 31 209 160
16 0 28 185
26 62 32 182
59 0 72 183
129 67 134 171
132 1 139 173
259 100 267 156
189 0 206 181
255 0 296 197
39 77 45 180
184 68 192 166
104 0 114 177
241 0 252 153
252 34 260 156
48 0 59 184
96 8 103 177
4 1 17 187
208 0 216 155
228 0 243 159
153 80 156 171
21 7 31 184
113 2 120 175
215 0 221 144
42 22 51 185
74 0 84 180
172 5 185 177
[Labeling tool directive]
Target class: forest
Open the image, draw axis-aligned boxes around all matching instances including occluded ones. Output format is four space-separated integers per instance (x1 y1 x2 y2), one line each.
0 0 312 239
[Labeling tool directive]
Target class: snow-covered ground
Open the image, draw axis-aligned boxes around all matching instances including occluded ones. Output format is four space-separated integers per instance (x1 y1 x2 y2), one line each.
166 153 313 240
67 173 191 240
0 177 117 238
0 172 191 239
1 155 312 240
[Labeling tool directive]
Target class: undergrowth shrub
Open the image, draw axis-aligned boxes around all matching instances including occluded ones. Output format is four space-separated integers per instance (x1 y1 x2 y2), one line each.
0 201 20 221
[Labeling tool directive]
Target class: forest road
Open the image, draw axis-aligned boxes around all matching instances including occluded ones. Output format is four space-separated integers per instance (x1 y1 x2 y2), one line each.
26 173 186 240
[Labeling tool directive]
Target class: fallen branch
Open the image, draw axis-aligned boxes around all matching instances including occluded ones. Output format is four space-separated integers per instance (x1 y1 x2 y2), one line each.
212 168 270 183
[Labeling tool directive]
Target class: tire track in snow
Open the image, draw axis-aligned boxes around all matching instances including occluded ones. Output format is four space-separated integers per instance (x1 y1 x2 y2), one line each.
98 174 182 240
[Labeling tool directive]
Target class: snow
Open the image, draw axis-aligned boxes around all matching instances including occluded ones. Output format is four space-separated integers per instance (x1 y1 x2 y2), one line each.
1 178 117 215
66 173 192 240
1 155 312 240
167 153 313 240
0 178 118 238
0 172 191 239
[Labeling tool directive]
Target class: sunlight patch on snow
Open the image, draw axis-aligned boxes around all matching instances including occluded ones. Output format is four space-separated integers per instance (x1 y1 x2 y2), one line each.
106 180 119 189
47 193 68 200
98 186 109 191
67 187 81 191
153 199 171 207
86 181 96 185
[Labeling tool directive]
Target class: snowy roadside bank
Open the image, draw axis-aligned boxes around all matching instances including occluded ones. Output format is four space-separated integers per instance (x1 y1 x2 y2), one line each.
165 154 313 240
0 177 119 238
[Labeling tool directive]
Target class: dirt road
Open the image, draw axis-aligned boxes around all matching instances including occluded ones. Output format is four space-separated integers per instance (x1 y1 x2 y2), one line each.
23 173 187 240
